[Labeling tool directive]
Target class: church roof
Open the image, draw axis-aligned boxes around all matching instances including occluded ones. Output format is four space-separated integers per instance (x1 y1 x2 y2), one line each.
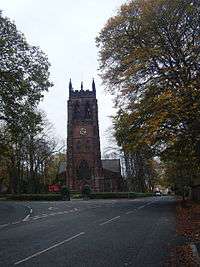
102 159 121 174
58 159 121 175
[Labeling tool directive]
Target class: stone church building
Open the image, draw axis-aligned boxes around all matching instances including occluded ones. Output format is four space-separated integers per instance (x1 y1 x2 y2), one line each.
64 79 122 192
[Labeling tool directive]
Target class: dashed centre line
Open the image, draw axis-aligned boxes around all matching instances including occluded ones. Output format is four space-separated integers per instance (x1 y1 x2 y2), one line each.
14 232 85 265
99 216 120 226
126 210 136 214
125 200 155 214
1 199 159 265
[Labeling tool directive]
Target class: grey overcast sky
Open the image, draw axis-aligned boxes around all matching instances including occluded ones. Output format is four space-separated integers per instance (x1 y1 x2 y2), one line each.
1 0 125 152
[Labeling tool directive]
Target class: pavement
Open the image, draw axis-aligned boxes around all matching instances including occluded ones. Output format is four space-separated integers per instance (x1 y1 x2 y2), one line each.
0 196 179 267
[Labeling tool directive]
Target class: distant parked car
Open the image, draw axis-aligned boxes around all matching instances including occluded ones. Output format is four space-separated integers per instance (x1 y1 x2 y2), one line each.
154 191 162 196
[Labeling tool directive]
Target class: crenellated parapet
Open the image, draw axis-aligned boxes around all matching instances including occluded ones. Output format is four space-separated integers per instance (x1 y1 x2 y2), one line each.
70 89 95 98
69 79 96 98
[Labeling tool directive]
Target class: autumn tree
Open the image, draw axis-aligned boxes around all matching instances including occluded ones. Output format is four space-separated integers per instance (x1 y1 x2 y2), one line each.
45 152 66 186
97 0 200 190
114 111 159 191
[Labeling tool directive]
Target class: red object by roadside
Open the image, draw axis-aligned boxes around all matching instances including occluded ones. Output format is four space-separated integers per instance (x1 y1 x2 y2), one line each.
48 184 61 192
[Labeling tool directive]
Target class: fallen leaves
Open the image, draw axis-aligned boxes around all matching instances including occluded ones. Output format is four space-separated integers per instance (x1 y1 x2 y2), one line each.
169 244 198 267
168 199 200 266
176 200 200 242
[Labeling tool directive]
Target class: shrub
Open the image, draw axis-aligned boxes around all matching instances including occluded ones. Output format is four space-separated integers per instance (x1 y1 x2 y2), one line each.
89 192 153 199
90 192 128 199
1 191 153 201
5 194 62 201
60 186 70 201
81 185 91 198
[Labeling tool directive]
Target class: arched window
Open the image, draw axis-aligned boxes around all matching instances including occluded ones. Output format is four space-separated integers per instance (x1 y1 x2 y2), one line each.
85 102 92 119
76 140 81 151
73 101 81 120
86 140 91 151
76 160 91 180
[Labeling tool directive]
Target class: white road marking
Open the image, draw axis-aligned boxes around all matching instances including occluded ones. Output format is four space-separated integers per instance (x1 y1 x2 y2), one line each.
31 209 74 221
137 205 146 210
143 201 155 207
12 221 21 225
22 214 30 222
25 206 33 214
48 207 58 211
32 214 48 220
69 209 74 212
22 205 33 222
125 201 155 214
32 215 41 219
14 232 85 265
49 213 57 216
100 216 120 226
0 223 9 228
126 210 136 214
64 204 71 208
1 205 33 227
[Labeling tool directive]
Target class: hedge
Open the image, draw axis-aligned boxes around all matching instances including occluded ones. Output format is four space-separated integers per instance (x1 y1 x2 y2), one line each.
89 192 153 199
0 192 153 201
4 194 62 201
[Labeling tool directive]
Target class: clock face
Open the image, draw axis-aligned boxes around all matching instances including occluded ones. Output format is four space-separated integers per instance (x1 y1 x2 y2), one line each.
80 127 87 136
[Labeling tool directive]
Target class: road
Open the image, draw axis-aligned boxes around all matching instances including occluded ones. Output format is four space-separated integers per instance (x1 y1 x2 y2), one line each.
0 197 178 267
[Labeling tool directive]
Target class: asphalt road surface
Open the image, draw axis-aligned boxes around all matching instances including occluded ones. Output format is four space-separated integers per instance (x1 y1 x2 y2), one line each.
0 196 178 267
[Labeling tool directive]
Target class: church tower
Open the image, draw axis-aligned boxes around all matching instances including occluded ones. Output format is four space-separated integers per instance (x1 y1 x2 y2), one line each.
67 79 102 191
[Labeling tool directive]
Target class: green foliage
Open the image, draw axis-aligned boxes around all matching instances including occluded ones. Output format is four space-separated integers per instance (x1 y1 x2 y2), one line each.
0 11 52 124
90 192 127 199
0 11 54 194
97 0 200 189
46 153 66 185
60 186 70 196
81 185 91 197
90 192 153 199
5 194 62 201
60 186 70 201
1 192 153 200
